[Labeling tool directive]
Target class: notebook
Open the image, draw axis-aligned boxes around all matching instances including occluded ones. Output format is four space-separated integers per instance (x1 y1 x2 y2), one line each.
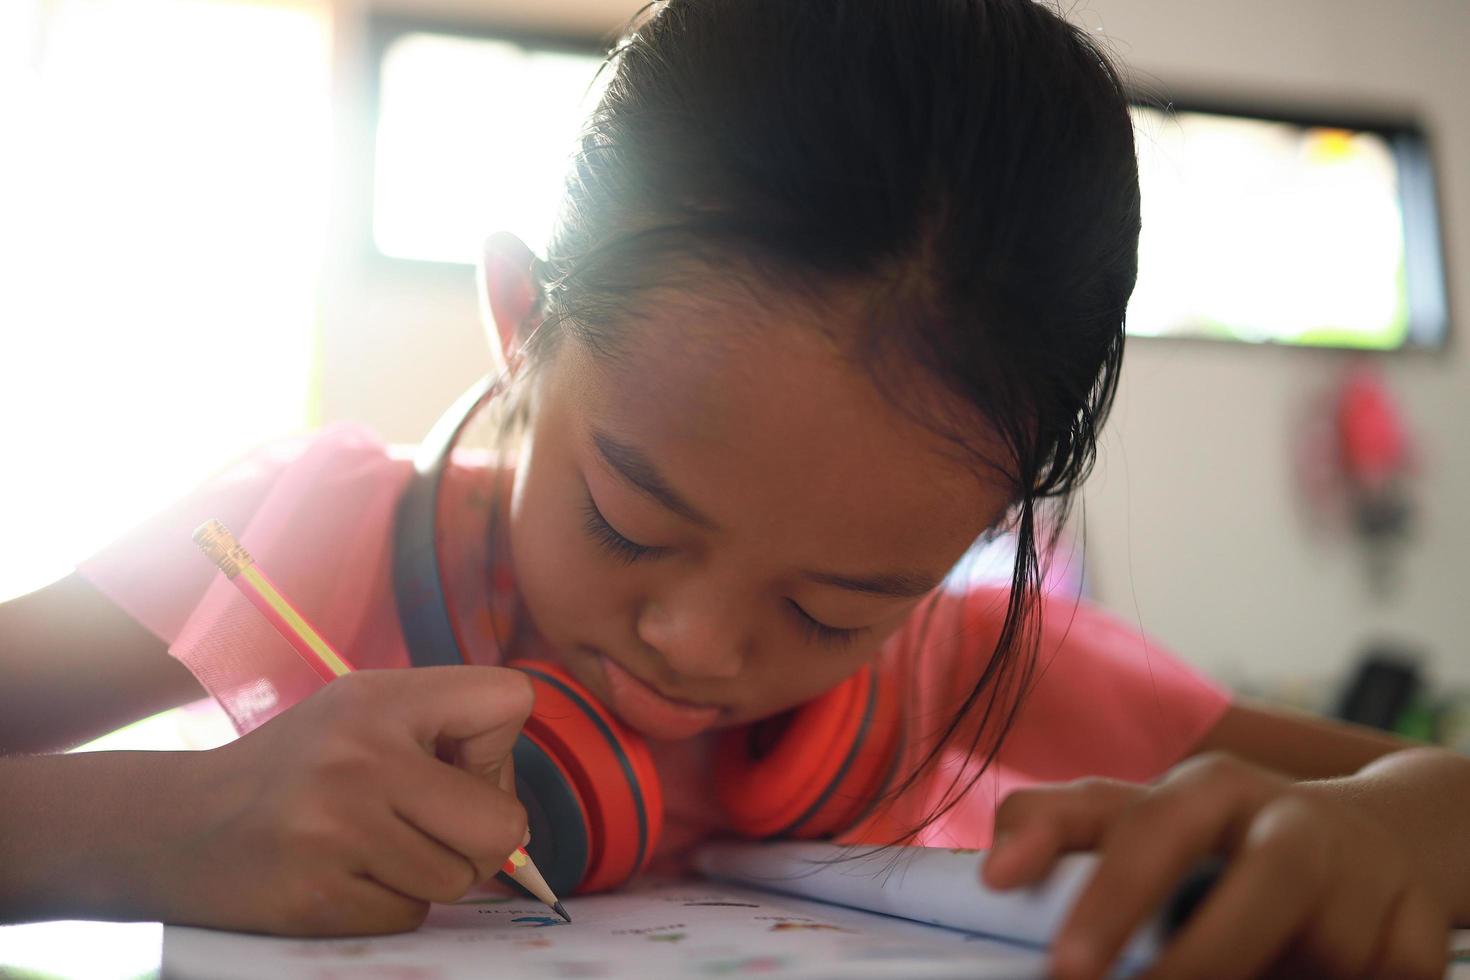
162 875 1049 979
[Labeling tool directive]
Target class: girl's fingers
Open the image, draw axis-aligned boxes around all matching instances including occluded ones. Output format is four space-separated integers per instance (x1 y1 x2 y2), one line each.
387 666 534 762
1141 796 1332 980
1284 845 1402 976
388 750 528 885
997 753 1445 980
334 874 432 936
274 870 430 937
1366 884 1451 980
981 821 1068 891
1049 757 1278 978
497 739 517 796
386 666 532 868
443 726 519 797
360 807 481 905
985 779 1140 888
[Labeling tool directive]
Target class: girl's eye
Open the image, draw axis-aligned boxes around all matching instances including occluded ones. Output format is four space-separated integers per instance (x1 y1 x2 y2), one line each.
582 493 668 565
788 599 864 649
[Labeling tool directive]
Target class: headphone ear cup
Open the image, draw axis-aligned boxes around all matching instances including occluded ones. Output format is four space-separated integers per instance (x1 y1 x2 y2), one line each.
714 665 900 839
509 660 664 893
512 731 591 896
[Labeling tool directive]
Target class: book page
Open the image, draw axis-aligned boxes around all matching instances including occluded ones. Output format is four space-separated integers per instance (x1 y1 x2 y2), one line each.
694 840 1161 967
162 877 1047 979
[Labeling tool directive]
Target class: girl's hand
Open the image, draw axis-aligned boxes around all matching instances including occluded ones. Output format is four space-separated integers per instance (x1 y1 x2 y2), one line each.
157 667 532 936
983 752 1449 979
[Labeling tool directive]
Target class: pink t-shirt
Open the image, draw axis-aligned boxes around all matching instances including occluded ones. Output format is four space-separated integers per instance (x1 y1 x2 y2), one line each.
78 424 1230 854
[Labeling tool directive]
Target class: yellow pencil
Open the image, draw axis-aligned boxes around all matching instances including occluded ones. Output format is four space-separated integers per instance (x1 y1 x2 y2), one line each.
193 519 569 922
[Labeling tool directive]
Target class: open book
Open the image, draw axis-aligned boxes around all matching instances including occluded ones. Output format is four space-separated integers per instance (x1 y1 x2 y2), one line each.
163 843 1166 979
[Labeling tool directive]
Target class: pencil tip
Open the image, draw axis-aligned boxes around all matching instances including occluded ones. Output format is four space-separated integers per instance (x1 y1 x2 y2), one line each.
553 901 571 923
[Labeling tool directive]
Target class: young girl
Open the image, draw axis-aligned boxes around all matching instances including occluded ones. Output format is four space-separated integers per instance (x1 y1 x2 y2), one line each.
1 0 1465 976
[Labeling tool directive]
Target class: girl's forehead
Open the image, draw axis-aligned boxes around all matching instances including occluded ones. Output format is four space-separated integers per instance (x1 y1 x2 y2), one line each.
559 308 902 450
544 312 1010 554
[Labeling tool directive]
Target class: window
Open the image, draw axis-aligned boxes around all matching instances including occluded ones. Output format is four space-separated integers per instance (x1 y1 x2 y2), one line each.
1128 100 1448 350
365 23 1451 352
0 0 330 600
369 22 607 264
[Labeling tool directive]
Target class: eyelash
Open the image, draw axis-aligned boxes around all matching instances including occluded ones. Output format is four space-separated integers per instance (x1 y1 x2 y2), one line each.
789 600 864 649
581 489 865 648
582 493 668 565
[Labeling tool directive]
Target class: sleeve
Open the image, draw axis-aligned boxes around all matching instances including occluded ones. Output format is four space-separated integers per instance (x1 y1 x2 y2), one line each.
76 437 300 647
850 584 1232 848
996 587 1233 784
76 424 415 735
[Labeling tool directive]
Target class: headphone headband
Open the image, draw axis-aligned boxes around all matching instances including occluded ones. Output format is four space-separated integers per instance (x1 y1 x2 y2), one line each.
392 373 508 668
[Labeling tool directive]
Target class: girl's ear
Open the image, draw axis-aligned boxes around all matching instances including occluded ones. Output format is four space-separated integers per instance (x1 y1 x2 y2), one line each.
477 231 540 370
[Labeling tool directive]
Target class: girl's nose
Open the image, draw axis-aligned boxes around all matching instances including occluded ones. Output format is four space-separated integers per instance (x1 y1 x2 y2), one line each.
634 583 747 681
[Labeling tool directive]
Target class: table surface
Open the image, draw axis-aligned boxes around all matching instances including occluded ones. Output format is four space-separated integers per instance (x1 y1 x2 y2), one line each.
3 914 1469 979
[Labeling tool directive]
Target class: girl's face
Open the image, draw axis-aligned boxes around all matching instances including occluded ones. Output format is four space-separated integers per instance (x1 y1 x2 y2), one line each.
507 295 1010 740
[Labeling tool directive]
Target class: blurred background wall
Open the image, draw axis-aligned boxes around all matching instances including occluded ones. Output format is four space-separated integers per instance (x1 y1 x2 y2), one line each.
318 0 1470 693
1062 0 1469 699
5 0 1467 705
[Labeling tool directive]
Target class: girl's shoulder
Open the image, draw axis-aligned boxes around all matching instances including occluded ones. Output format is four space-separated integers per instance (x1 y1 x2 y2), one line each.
850 585 1233 848
77 424 425 730
883 583 1233 783
78 424 407 642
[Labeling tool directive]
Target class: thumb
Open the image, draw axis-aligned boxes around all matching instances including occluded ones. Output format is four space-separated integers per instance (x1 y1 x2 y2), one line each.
396 666 534 782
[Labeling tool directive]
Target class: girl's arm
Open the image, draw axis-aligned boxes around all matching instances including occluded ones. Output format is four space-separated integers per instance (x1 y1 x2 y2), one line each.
0 573 205 754
1193 701 1470 919
1190 699 1415 778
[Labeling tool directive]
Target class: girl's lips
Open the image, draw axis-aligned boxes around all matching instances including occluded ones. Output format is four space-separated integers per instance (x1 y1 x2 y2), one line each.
598 655 723 740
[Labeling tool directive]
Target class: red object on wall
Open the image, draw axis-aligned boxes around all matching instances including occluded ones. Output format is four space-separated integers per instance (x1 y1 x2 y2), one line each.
1335 367 1412 491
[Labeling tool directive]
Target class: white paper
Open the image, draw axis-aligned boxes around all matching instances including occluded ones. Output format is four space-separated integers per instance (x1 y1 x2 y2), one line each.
693 841 1161 968
162 878 1047 979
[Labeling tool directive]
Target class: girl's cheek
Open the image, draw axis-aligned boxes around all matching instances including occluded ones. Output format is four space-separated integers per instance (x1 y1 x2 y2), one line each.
515 481 640 648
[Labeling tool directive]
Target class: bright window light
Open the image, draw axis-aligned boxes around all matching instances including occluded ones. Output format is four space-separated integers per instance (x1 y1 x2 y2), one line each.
0 920 162 979
0 0 330 601
1128 105 1447 350
372 31 606 262
366 29 1451 351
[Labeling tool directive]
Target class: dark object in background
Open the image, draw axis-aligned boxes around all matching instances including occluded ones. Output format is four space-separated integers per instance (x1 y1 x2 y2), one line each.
1336 651 1421 732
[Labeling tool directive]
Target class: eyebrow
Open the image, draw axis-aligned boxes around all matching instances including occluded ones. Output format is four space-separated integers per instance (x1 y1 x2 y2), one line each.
801 568 940 599
590 428 945 600
592 430 718 530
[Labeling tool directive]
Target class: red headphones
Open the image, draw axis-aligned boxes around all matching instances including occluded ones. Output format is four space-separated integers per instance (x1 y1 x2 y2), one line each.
392 376 903 894
508 659 900 894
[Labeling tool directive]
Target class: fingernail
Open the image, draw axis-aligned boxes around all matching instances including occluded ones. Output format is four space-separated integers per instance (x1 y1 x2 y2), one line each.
986 833 1011 870
1052 936 1096 978
522 829 531 848
982 836 1011 887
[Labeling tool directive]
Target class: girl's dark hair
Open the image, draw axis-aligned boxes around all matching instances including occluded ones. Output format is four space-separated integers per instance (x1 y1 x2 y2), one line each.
519 0 1140 834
